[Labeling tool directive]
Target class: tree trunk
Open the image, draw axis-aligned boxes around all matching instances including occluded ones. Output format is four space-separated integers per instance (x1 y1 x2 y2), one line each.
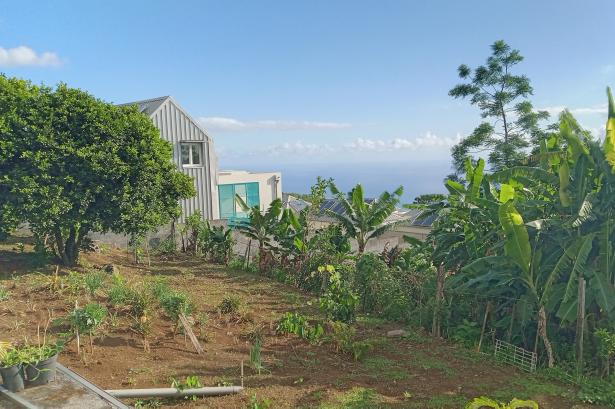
538 306 555 368
432 264 445 338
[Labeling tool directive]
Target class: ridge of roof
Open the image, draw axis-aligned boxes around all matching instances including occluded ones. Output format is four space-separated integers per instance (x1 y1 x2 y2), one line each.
117 95 170 106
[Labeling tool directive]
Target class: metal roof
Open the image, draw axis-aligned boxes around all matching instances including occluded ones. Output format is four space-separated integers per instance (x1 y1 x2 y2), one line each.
117 96 170 116
317 198 436 227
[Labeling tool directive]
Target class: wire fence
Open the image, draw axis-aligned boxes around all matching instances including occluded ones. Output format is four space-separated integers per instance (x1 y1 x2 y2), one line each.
494 338 537 373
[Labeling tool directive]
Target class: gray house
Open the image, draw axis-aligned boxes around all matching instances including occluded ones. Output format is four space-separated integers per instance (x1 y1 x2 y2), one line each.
119 96 219 221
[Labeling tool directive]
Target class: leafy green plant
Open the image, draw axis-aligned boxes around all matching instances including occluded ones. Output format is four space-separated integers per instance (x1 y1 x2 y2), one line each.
84 270 106 297
68 303 107 355
159 291 194 325
170 375 202 401
250 338 266 375
465 396 538 409
276 312 324 343
0 285 9 301
327 321 372 361
154 237 177 256
452 319 481 348
248 394 271 409
107 274 131 306
595 329 615 377
318 265 358 323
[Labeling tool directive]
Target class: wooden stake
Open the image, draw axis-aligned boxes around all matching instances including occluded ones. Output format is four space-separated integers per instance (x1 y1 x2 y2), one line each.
576 277 586 379
432 264 445 338
477 302 491 353
179 314 204 355
241 360 244 387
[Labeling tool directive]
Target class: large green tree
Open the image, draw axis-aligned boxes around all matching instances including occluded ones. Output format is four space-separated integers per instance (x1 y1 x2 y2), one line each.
449 40 549 174
0 76 195 265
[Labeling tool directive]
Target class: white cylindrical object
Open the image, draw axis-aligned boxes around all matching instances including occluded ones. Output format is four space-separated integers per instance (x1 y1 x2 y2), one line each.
106 386 243 399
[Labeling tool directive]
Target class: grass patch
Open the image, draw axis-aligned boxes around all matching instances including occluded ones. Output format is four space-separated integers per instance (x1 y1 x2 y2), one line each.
362 356 411 381
410 394 468 408
318 387 391 409
411 351 456 377
490 373 566 401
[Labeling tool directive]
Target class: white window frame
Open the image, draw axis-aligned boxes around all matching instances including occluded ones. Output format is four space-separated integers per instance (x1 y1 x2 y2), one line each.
180 142 203 167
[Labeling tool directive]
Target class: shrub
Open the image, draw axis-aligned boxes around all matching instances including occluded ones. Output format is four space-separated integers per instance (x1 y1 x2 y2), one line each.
319 265 358 323
69 303 107 336
154 237 177 256
452 319 481 348
148 277 171 301
327 321 372 361
107 274 131 307
218 295 242 314
354 254 410 321
160 291 194 323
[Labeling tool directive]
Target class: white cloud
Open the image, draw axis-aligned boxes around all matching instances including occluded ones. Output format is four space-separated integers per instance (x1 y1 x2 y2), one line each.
248 132 460 157
539 105 607 116
198 116 351 132
0 46 62 67
260 141 336 156
345 132 462 152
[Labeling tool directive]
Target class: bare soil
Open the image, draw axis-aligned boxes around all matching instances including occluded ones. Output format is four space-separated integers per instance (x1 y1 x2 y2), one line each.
0 239 602 408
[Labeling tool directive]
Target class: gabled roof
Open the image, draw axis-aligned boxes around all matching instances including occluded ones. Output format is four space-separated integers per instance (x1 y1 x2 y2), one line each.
117 96 170 116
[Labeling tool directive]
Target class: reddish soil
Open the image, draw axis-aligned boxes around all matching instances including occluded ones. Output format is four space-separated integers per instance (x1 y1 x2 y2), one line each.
0 240 602 408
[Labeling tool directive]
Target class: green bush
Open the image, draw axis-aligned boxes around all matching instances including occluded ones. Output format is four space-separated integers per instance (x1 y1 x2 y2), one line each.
327 321 372 361
68 303 107 336
107 274 131 307
160 291 194 322
218 295 243 314
354 254 410 321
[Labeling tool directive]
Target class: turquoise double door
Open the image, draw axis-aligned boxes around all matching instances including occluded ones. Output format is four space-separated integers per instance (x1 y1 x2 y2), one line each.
218 182 260 224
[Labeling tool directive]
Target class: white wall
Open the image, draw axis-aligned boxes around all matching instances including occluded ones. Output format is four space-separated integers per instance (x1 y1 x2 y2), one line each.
218 170 282 212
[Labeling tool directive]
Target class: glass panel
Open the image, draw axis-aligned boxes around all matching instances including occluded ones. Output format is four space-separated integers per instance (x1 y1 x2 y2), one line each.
218 184 235 219
234 184 247 216
191 143 201 165
180 144 190 165
246 182 260 208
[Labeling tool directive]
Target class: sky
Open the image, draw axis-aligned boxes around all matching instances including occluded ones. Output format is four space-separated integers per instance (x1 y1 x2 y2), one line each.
1 0 614 200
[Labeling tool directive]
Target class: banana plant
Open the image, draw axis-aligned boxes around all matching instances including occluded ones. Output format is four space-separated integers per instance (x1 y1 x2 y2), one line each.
235 197 283 272
328 182 403 254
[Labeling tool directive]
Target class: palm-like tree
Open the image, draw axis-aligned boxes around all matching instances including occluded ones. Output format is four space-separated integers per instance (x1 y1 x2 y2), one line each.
328 183 403 254
235 197 283 272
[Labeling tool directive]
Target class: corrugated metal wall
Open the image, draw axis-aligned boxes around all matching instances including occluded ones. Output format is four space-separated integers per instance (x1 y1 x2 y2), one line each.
150 99 217 221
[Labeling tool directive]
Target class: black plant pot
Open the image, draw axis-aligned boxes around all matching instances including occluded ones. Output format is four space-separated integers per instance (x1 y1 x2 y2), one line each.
25 354 58 386
0 364 25 392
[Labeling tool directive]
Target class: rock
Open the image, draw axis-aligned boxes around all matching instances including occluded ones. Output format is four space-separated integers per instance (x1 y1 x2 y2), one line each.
387 329 407 337
102 264 118 274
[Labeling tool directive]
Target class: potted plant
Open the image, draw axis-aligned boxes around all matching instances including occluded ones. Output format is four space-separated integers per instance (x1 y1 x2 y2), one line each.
22 343 62 386
0 343 25 392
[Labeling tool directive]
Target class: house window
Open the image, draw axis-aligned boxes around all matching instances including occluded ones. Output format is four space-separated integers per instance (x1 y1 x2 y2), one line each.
180 143 202 166
219 182 260 222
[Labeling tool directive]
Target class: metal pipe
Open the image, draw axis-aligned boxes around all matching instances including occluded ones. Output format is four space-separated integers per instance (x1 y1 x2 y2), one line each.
105 386 243 399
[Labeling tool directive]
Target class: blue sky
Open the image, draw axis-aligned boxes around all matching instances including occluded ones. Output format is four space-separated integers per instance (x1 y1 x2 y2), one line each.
1 1 614 200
